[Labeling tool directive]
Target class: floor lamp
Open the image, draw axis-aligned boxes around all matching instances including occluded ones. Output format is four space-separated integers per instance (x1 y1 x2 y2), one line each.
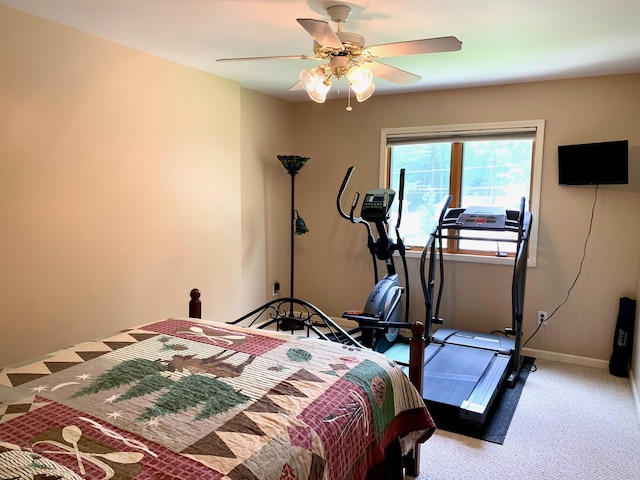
230 155 357 342
277 155 309 330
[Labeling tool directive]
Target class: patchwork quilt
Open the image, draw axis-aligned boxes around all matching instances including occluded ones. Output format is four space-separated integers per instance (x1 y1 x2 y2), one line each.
0 318 435 479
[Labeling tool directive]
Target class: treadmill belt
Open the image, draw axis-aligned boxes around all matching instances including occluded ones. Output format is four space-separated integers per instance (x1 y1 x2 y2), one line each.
423 344 495 407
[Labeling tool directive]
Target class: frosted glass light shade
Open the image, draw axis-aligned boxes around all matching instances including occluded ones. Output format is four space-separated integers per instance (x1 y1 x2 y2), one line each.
347 66 375 102
300 67 331 103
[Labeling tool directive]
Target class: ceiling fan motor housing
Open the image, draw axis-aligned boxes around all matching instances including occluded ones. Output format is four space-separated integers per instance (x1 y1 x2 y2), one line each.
328 55 350 76
337 31 365 51
327 5 352 23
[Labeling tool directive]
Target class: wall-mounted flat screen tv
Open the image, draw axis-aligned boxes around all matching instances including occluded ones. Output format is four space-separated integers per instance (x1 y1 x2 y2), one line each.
558 139 628 185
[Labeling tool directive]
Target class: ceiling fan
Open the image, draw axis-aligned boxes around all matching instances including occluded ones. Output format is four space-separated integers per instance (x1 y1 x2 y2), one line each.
216 2 462 109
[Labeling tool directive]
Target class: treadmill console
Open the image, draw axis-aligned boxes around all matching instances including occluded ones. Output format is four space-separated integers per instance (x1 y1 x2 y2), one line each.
455 206 506 229
361 188 395 222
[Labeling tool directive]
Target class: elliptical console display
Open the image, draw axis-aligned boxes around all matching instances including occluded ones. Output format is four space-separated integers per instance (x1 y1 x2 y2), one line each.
361 189 395 222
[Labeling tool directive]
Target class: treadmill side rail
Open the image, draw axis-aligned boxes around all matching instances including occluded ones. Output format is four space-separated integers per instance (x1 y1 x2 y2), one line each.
460 354 511 424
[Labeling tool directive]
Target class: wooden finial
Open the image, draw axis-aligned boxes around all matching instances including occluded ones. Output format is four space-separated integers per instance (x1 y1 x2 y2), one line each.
411 321 425 339
189 288 201 319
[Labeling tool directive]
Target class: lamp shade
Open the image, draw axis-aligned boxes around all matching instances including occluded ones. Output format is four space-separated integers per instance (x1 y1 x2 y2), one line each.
277 155 309 176
294 212 309 235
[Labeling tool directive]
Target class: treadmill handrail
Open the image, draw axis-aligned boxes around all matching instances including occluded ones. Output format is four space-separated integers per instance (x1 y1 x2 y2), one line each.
420 195 452 340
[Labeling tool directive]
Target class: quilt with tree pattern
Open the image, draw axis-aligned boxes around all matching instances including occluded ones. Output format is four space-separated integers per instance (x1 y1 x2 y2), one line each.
0 318 435 479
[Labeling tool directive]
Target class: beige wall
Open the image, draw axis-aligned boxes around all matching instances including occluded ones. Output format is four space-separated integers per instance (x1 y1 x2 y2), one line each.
240 89 293 311
0 6 291 366
291 75 640 362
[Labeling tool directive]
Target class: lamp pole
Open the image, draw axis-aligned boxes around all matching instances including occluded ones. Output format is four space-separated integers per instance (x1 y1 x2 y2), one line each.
289 170 296 300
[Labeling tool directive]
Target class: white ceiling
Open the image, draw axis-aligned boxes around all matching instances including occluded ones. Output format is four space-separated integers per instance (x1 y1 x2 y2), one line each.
3 0 640 102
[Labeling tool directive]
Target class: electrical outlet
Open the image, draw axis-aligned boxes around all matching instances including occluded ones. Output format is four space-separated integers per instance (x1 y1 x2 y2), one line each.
272 282 280 297
537 310 548 325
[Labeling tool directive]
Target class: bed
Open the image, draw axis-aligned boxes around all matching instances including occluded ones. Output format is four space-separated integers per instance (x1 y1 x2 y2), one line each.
0 291 435 479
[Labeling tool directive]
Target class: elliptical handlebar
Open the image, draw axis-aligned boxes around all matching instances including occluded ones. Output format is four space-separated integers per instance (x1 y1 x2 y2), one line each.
338 166 378 281
349 191 361 222
337 166 356 221
337 166 375 235
337 166 408 254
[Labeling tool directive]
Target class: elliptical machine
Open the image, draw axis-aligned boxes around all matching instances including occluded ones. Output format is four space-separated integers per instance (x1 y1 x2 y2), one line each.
336 166 411 353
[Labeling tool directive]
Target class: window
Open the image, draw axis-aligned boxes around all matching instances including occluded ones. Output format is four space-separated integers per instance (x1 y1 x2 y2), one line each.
380 120 544 266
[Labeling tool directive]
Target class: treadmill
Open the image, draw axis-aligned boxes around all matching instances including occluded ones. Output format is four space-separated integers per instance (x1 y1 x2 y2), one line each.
419 195 531 425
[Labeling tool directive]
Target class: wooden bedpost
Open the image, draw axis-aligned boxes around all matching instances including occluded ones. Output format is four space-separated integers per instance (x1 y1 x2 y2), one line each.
408 321 426 477
189 288 201 319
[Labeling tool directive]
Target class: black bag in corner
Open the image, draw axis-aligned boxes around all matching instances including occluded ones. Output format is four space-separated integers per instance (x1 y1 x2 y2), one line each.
609 297 636 378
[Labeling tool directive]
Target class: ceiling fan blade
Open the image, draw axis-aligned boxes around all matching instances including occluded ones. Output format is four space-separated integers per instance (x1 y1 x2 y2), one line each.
368 61 421 86
216 54 314 63
367 36 462 58
289 81 304 91
297 18 343 49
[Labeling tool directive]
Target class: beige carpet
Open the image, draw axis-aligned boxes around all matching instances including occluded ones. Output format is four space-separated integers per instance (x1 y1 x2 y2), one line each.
412 359 640 479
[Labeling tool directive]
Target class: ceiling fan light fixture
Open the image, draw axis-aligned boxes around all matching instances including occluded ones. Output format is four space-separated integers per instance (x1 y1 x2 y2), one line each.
300 67 331 103
300 66 324 90
347 65 372 86
354 83 375 102
308 84 330 103
347 65 375 102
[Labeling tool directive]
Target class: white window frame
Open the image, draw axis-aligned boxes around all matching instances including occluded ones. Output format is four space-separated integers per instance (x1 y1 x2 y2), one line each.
380 120 544 267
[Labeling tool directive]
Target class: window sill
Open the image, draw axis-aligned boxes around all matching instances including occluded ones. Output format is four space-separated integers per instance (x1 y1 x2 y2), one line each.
403 248 536 267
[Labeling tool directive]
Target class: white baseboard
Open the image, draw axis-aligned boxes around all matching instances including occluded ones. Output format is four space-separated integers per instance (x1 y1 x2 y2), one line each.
521 347 609 369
